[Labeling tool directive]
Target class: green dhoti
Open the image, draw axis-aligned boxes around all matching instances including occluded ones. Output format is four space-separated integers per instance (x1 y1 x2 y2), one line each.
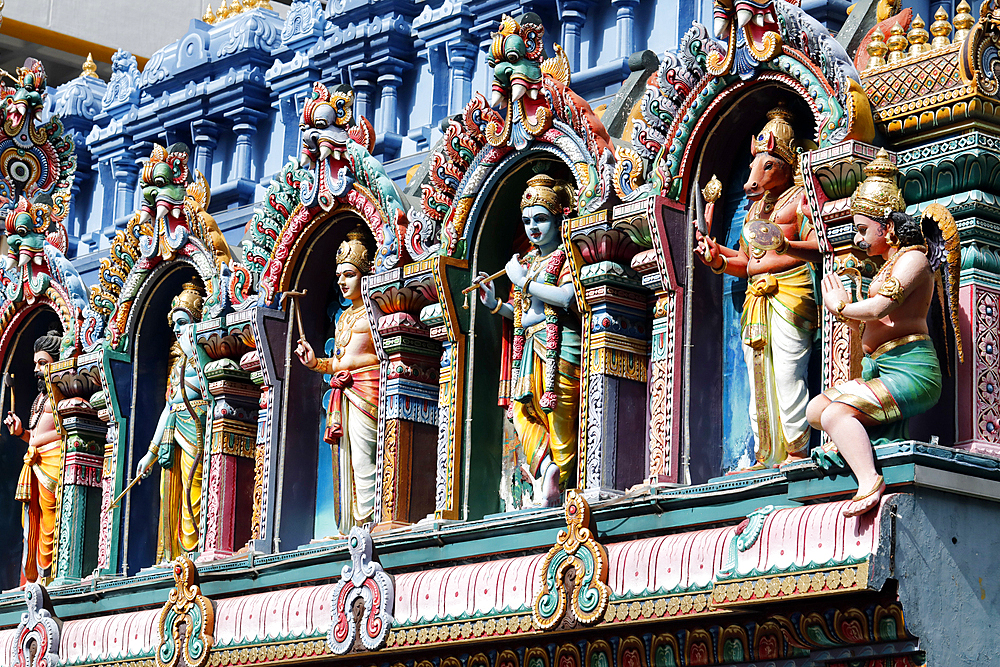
823 334 942 440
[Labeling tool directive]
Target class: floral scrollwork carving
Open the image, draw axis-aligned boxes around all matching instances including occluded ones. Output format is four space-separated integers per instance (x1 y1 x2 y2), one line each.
533 490 611 630
11 583 60 667
328 526 395 655
156 556 215 667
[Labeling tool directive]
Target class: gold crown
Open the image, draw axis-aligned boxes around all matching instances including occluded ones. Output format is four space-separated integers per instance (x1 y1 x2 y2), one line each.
520 173 574 217
850 149 906 219
337 229 372 274
751 105 798 167
168 280 205 325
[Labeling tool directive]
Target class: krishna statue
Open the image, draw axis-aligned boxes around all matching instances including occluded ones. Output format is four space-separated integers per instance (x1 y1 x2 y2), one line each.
478 174 581 508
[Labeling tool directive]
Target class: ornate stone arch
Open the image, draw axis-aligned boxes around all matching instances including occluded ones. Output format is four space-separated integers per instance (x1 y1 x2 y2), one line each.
236 82 407 309
614 6 875 204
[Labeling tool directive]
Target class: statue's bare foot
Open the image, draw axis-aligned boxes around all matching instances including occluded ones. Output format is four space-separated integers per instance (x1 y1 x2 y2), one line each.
843 475 885 518
539 463 561 507
778 450 810 467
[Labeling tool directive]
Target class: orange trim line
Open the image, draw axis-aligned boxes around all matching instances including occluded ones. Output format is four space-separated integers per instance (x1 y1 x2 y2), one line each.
3 19 149 69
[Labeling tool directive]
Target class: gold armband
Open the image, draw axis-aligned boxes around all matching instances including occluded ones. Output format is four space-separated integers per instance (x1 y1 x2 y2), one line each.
877 277 905 303
489 299 504 314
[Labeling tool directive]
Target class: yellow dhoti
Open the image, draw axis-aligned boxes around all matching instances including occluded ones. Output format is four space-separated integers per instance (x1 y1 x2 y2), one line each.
156 401 207 562
17 440 61 582
511 322 581 485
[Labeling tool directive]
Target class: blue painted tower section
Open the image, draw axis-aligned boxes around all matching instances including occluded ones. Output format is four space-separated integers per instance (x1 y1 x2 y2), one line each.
39 0 851 288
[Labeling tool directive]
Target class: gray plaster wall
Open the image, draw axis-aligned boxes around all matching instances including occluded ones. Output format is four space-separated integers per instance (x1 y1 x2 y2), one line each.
880 491 1000 664
7 1 281 59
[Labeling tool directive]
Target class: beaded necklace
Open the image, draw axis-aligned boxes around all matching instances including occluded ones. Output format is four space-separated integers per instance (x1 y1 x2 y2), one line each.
334 303 365 359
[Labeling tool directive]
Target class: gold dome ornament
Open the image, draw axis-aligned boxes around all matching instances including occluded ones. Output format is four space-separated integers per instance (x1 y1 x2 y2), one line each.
954 0 974 42
930 6 952 49
337 229 373 275
202 3 216 23
887 22 909 63
82 53 99 79
907 15 931 56
216 0 230 20
866 29 889 70
849 149 906 220
751 105 799 167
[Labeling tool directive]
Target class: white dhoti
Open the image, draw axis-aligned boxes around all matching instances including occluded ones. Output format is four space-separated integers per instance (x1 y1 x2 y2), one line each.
741 265 817 466
325 364 379 534
337 397 378 534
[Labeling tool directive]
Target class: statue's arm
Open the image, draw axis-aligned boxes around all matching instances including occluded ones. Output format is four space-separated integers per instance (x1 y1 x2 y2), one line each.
524 279 575 310
781 228 822 264
823 252 929 321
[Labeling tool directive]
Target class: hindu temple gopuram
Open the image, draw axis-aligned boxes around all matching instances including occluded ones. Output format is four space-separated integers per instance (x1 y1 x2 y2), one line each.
2 0 1000 663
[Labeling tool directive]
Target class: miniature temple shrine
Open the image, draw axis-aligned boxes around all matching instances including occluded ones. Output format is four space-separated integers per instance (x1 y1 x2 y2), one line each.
2 0 1000 664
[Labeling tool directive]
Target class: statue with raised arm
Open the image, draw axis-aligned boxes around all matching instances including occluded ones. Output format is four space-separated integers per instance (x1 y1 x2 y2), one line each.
807 150 962 517
694 105 822 468
294 229 380 533
136 280 208 562
478 174 580 507
4 331 64 583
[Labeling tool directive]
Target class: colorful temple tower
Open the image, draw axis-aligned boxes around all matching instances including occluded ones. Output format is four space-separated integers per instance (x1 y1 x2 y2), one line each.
2 0 1000 665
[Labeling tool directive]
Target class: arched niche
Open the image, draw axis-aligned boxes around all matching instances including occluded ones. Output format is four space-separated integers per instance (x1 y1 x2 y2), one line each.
119 264 198 573
685 82 821 482
273 211 379 549
0 304 61 588
464 152 576 517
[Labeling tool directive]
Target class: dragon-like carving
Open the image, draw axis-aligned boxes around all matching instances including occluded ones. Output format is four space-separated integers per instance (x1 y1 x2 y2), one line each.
708 0 788 79
0 58 76 250
137 143 232 269
92 144 231 348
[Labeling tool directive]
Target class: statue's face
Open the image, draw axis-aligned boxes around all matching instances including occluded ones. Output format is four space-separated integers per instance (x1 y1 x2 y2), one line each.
337 262 363 301
853 214 890 256
33 350 54 375
522 204 559 248
171 309 193 339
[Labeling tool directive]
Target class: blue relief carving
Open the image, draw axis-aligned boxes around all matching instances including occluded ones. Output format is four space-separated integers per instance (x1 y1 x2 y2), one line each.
100 50 141 113
281 0 325 46
216 8 283 58
52 74 106 121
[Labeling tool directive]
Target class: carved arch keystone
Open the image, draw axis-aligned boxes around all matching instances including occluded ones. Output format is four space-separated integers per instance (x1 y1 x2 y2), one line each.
533 490 610 629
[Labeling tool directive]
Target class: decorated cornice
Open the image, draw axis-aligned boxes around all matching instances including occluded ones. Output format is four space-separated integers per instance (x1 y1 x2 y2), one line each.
237 81 406 307
156 557 215 667
90 143 231 349
9 583 60 667
37 496 892 666
859 1 1000 137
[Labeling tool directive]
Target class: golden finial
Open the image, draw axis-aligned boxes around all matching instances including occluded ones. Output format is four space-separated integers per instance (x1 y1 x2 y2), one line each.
887 22 909 63
259 0 273 9
954 0 974 42
202 2 216 23
81 53 99 79
866 29 889 70
907 14 930 56
216 0 230 19
230 0 244 14
930 6 952 49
